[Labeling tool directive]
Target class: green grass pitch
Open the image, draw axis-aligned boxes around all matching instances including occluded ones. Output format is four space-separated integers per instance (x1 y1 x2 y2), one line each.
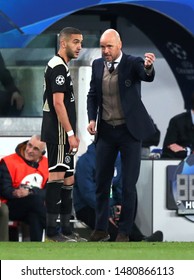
0 242 194 260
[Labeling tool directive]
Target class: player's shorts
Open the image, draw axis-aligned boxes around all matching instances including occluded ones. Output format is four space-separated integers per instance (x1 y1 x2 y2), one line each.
46 143 74 174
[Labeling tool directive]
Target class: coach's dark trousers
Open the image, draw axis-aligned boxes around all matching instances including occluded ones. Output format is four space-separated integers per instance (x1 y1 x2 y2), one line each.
95 120 141 235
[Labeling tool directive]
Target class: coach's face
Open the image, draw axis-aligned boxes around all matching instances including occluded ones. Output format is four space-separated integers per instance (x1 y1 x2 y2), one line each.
100 30 122 62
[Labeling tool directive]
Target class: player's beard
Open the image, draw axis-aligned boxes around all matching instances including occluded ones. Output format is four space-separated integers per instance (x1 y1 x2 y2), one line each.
66 48 77 60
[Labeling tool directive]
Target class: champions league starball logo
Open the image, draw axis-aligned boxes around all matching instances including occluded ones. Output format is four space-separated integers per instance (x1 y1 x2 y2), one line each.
56 75 65 85
171 154 194 222
166 42 187 60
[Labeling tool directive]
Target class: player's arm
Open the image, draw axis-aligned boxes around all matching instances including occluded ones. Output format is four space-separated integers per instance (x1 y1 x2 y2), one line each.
53 92 72 132
53 92 79 152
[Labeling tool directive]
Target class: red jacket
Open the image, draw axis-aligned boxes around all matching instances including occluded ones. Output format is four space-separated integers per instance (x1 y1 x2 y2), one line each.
3 153 48 189
0 141 48 202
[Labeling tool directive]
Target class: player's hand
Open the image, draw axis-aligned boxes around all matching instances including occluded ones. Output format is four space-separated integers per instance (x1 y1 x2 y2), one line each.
68 135 80 155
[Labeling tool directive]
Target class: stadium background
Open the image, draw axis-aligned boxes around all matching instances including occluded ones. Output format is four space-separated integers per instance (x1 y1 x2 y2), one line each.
0 0 194 259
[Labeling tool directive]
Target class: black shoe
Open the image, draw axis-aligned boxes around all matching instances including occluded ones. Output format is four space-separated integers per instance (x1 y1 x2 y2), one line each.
116 233 129 242
143 230 163 242
89 230 110 242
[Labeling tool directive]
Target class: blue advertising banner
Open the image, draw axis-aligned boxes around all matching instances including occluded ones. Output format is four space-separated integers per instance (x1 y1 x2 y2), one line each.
0 0 193 38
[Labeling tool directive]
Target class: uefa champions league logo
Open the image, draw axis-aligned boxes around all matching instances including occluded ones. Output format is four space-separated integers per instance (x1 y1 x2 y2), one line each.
166 42 187 60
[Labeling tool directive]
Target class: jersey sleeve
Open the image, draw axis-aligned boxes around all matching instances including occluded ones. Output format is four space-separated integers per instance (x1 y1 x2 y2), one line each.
50 64 67 94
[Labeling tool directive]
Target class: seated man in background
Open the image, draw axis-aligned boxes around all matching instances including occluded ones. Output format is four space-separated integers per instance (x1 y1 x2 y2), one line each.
0 135 48 241
141 116 160 158
0 200 9 241
73 143 163 242
161 91 194 159
0 51 24 116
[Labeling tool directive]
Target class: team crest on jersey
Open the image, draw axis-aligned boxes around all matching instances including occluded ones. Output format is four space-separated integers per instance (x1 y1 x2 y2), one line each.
65 155 71 164
56 75 65 85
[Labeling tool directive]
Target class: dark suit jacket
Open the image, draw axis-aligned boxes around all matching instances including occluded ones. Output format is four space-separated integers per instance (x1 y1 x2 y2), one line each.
87 53 156 141
162 111 194 159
